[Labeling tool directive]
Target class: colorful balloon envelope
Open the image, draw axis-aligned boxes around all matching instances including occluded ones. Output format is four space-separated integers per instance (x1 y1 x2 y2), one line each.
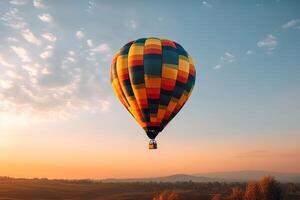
110 38 196 149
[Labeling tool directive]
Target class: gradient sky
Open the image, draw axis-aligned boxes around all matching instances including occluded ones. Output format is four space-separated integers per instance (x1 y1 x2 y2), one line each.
0 0 299 179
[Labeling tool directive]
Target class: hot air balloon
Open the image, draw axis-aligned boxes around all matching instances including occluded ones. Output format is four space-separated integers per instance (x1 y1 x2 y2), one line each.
110 38 196 149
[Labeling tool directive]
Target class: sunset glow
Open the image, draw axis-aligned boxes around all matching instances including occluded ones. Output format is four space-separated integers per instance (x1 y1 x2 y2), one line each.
0 0 300 179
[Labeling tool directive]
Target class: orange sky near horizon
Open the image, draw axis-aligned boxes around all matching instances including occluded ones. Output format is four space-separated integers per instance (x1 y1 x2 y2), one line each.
1 121 299 179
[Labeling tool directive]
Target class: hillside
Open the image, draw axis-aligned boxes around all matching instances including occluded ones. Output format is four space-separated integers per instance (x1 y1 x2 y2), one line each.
195 170 300 183
102 171 300 183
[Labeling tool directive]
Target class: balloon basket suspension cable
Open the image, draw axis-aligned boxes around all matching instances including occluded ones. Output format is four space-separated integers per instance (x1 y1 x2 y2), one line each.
149 139 157 149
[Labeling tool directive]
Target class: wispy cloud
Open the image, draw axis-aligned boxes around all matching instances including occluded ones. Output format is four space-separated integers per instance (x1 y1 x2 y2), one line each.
10 46 31 62
1 8 27 29
33 0 45 8
0 51 110 122
257 35 277 54
0 80 13 89
40 50 53 59
5 70 22 79
9 0 27 6
7 37 19 42
64 51 77 63
202 0 212 8
214 52 236 70
246 50 253 55
2 46 110 123
76 30 85 39
221 52 236 63
21 29 41 45
129 19 137 29
213 64 222 70
90 43 110 53
42 32 57 42
0 54 15 68
87 39 94 47
0 2 116 123
38 13 53 23
282 18 300 29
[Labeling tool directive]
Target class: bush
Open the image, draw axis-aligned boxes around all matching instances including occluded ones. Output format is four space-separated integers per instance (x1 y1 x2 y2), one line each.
244 181 262 200
227 187 244 200
153 191 179 200
259 176 282 200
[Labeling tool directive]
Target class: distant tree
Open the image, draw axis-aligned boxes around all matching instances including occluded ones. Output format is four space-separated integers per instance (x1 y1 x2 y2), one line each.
211 193 222 200
285 183 297 194
244 181 262 200
227 187 244 200
259 176 282 200
153 191 179 200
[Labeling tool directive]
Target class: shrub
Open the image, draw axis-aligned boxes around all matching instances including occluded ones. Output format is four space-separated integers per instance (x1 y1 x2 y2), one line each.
259 176 282 200
153 191 179 200
244 181 262 200
227 187 244 200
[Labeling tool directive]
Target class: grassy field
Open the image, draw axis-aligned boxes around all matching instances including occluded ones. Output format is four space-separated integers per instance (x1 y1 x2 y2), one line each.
0 177 299 200
0 178 213 200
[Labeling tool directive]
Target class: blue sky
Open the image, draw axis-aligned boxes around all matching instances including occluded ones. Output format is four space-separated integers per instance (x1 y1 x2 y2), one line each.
0 0 299 178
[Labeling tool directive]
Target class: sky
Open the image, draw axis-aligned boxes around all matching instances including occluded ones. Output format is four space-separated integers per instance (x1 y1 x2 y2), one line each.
0 0 300 179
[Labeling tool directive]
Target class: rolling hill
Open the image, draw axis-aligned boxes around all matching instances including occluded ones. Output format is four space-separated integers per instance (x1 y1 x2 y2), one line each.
102 171 300 183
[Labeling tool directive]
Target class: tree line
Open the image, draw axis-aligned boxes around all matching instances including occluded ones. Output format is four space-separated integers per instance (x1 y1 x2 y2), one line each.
153 176 299 200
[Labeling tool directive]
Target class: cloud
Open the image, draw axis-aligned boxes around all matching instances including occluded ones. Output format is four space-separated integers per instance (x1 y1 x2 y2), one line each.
202 0 212 8
42 32 57 42
40 51 53 59
2 41 111 123
221 52 235 63
88 0 95 7
0 7 111 124
246 50 253 55
33 0 45 8
5 70 22 79
68 50 75 56
10 46 31 62
0 80 13 89
85 41 111 65
86 0 95 12
90 43 110 53
38 13 53 23
76 30 85 39
7 37 19 42
0 54 15 68
129 19 137 29
45 45 53 50
257 35 277 53
64 51 77 63
87 39 94 47
0 51 110 122
21 29 41 45
22 64 38 77
9 0 27 5
282 19 300 29
1 8 27 29
214 64 222 70
214 52 235 70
